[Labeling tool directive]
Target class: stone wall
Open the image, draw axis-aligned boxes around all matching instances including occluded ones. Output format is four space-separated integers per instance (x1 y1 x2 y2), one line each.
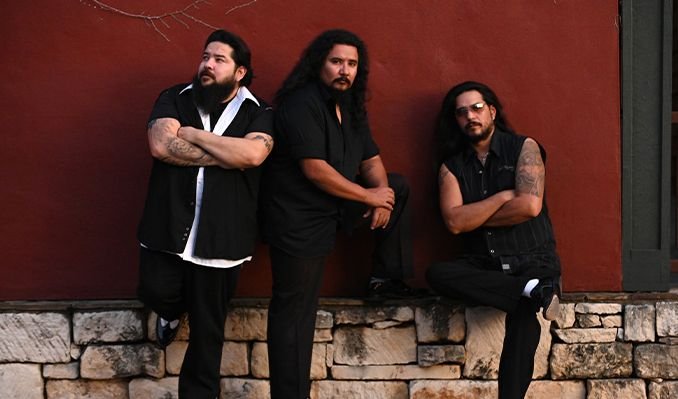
0 295 676 399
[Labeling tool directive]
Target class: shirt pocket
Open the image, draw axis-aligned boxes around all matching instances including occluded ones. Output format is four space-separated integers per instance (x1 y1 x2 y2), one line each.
493 164 515 191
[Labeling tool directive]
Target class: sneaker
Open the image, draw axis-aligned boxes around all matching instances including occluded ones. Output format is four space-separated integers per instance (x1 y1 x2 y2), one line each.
531 277 561 321
155 316 179 349
367 279 429 300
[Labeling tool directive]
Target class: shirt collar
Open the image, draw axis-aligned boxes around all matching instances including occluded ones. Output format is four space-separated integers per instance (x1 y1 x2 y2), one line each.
179 84 260 107
462 128 506 164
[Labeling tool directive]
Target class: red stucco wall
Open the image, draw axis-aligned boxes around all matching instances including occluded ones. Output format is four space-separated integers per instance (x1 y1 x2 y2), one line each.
0 0 621 300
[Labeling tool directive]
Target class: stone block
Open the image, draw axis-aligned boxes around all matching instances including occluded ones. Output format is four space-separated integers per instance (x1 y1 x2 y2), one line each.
624 304 655 342
0 312 70 362
333 326 416 365
225 308 268 341
248 342 327 379
334 306 413 325
331 364 460 380
415 303 465 343
311 344 328 380
316 310 333 329
576 313 601 328
550 343 633 379
602 315 622 328
417 345 465 366
553 328 618 343
129 378 178 399
73 310 144 344
220 378 270 399
555 303 576 329
46 379 128 399
634 344 678 379
0 364 43 399
410 380 497 399
463 306 503 379
587 379 647 399
649 380 678 399
464 307 552 379
311 381 408 399
165 341 248 376
43 362 79 379
80 344 164 379
656 302 678 337
659 337 678 344
250 342 268 378
70 344 82 360
524 380 586 399
314 328 332 342
574 303 622 314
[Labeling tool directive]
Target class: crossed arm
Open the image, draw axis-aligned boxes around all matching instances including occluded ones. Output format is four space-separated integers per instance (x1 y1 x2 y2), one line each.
300 154 394 229
439 138 545 234
147 117 273 169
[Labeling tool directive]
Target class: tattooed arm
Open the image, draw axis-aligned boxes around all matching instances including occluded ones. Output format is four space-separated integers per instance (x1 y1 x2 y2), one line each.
439 163 515 234
176 126 274 169
484 138 545 227
147 118 218 167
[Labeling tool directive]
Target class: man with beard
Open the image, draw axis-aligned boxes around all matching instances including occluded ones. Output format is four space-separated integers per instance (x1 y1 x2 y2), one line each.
260 29 420 399
427 81 561 399
136 29 273 398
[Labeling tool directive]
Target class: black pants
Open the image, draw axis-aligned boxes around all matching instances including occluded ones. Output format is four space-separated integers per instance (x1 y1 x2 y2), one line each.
426 255 559 399
138 248 241 399
267 173 413 399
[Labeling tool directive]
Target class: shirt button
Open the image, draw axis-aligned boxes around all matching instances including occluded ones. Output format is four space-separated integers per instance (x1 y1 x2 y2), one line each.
490 249 495 254
487 231 492 236
479 170 483 174
190 202 195 206
185 227 190 231
483 190 487 194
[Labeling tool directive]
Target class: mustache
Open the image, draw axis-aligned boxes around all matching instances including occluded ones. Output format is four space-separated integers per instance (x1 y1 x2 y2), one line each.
465 122 481 130
333 77 351 85
200 70 215 79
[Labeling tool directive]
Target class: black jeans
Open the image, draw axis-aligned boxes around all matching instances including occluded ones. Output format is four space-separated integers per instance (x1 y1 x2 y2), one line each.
138 248 241 399
426 254 559 399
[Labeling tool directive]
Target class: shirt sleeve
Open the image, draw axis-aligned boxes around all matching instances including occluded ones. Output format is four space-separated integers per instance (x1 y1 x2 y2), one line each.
148 87 180 123
277 96 327 161
245 101 274 137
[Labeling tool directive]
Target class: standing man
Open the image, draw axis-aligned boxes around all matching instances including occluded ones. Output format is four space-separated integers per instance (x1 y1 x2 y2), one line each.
427 81 561 399
260 29 419 399
136 30 273 399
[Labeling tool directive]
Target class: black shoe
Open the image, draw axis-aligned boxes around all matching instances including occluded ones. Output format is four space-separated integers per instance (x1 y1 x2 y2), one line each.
155 316 179 349
531 277 561 321
367 279 429 300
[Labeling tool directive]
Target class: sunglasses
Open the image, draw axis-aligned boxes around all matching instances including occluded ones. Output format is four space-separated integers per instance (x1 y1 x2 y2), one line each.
455 102 487 117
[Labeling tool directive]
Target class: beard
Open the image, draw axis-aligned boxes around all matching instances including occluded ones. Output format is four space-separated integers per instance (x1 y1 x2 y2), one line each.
464 122 494 144
192 73 237 114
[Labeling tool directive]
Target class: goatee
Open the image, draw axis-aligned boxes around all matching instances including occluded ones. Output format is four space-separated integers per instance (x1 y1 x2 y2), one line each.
192 74 237 114
465 124 493 144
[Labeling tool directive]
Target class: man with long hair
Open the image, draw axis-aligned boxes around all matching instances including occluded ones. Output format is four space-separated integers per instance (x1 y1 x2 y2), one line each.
260 29 419 398
427 81 561 399
136 30 273 398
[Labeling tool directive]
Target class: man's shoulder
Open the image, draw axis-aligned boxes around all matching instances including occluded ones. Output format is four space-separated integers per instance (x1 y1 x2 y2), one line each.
279 83 323 108
158 82 192 97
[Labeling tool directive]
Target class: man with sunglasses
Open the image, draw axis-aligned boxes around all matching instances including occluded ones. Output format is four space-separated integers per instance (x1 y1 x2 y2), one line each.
427 81 561 399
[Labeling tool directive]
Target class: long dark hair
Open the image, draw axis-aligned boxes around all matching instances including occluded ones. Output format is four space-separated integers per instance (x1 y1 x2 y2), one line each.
204 29 253 86
275 29 369 119
434 81 513 165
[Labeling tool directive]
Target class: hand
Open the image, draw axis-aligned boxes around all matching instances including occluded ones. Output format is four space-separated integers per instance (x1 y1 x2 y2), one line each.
364 187 395 211
498 189 516 202
177 126 198 142
363 207 392 229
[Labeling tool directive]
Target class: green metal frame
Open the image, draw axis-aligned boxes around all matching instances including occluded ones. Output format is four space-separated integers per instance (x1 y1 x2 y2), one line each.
621 0 673 291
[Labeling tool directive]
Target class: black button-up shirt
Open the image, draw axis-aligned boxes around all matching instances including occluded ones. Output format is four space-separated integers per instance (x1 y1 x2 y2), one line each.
137 83 273 260
443 130 560 270
261 82 379 257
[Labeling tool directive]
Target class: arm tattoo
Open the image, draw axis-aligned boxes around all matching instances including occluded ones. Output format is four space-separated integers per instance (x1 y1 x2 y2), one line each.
515 140 545 197
438 165 450 186
252 134 273 152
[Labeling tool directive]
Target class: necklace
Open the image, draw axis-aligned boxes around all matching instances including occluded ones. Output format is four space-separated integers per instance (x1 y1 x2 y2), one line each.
478 151 489 165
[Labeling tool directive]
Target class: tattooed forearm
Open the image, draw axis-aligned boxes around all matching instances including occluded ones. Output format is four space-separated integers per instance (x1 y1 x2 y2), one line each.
160 136 213 166
252 135 273 152
515 139 544 197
